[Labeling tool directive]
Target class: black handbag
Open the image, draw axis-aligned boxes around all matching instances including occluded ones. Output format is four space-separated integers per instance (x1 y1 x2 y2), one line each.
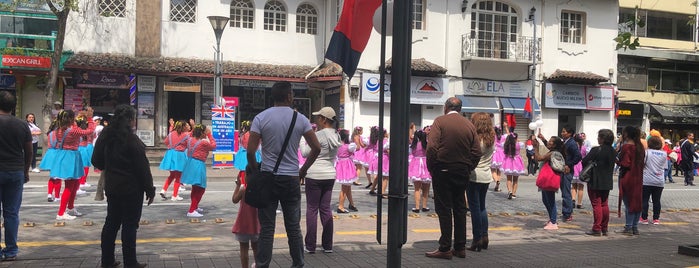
579 161 596 183
245 112 297 209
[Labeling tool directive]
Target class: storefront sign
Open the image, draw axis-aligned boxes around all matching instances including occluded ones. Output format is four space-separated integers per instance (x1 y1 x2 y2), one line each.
617 103 644 119
137 92 155 119
361 73 448 105
463 79 529 98
163 81 200 92
74 71 133 89
2 55 51 68
230 79 307 90
544 84 614 110
138 76 156 92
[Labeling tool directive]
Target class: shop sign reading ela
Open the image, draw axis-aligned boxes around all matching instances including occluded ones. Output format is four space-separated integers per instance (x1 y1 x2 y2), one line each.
544 84 614 110
1 55 51 69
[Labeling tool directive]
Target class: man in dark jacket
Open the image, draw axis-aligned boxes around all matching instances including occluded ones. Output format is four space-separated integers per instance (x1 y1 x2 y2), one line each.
680 132 695 186
425 97 482 260
561 126 581 222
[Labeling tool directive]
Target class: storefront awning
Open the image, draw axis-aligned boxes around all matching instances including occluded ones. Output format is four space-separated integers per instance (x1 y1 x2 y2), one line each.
457 95 499 113
500 97 540 115
649 104 699 125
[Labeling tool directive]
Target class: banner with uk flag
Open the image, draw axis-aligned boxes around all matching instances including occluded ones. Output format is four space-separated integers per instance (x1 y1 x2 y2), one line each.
211 97 239 168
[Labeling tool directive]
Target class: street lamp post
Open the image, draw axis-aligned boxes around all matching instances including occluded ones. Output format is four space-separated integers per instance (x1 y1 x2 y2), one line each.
208 16 229 106
526 7 538 121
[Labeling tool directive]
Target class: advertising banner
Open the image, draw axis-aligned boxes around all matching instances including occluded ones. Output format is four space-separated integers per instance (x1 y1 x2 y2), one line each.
2 55 51 68
211 97 238 168
360 73 449 105
544 84 614 111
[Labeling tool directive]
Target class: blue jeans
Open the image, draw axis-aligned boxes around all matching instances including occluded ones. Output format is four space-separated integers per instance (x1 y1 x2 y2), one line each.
256 175 304 268
0 171 24 258
560 172 573 218
623 196 641 228
665 160 673 182
541 190 557 224
466 181 489 241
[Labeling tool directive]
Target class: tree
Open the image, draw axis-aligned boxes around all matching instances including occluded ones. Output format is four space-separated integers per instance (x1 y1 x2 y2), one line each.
615 6 644 50
42 0 78 131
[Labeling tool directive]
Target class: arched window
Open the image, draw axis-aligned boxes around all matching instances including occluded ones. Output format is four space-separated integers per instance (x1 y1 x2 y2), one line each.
99 0 126 17
412 0 425 30
296 3 318 34
230 0 254 29
470 1 518 59
264 0 287 32
170 0 197 23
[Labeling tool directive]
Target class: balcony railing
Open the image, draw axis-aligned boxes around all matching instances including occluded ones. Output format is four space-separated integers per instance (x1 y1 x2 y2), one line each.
461 33 541 62
0 31 73 69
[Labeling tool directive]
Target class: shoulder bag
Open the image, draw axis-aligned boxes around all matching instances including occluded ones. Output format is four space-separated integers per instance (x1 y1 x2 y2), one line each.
549 151 566 173
536 161 561 191
245 111 298 209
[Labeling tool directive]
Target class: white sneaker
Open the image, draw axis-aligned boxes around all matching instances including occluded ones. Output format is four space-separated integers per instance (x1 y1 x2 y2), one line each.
31 168 40 173
76 189 87 195
171 196 183 201
54 197 61 202
196 207 204 213
67 208 83 216
56 214 76 220
186 211 204 217
80 183 92 188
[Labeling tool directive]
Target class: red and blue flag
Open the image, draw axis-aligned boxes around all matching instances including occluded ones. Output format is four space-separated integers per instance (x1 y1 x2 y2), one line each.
325 0 382 78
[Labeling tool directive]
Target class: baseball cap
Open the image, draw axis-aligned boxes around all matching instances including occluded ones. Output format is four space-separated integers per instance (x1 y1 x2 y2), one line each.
665 139 671 144
53 101 62 105
92 116 102 121
312 107 336 120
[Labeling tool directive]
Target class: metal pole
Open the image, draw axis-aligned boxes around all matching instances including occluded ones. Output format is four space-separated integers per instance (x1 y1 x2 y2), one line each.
531 7 537 119
387 0 411 266
214 41 222 106
376 0 387 245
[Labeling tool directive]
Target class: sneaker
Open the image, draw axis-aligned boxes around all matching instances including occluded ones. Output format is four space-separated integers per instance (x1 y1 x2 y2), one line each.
304 248 315 254
639 219 649 225
2 255 16 261
543 222 558 230
54 197 60 203
652 219 660 225
323 248 333 253
159 190 167 199
186 211 203 217
76 189 87 195
171 196 183 201
56 214 76 220
196 207 204 213
67 208 83 217
564 216 573 222
47 194 54 203
80 183 92 188
31 168 40 173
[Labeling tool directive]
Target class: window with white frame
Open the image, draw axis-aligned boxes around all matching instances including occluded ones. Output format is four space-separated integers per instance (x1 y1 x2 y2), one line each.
264 0 286 31
99 0 126 17
230 0 254 29
296 3 318 34
336 0 343 23
470 1 519 59
560 11 585 44
170 0 197 23
412 0 425 30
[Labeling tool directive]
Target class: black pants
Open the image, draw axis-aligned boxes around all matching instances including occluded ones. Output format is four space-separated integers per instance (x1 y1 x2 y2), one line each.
526 152 538 175
101 193 144 267
641 185 663 220
431 170 468 252
31 142 38 169
684 165 695 185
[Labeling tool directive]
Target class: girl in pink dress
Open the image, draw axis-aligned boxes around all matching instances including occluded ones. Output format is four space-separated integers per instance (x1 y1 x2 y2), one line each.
232 175 260 268
336 129 358 213
368 127 389 196
491 126 506 192
572 134 588 208
501 133 526 200
352 126 369 186
409 130 431 213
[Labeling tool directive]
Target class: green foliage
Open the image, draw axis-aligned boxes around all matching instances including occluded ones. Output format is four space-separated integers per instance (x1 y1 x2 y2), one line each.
0 47 54 57
615 6 644 51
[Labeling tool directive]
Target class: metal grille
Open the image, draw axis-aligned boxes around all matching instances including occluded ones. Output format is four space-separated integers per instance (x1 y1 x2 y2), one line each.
170 0 197 23
560 11 585 44
296 4 317 34
230 0 254 29
264 0 286 32
412 0 424 30
99 0 126 17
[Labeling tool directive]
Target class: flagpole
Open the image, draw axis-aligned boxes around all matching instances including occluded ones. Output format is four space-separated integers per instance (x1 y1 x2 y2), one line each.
375 0 387 245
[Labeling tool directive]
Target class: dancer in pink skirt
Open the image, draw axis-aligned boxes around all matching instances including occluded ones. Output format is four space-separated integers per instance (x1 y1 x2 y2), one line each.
491 126 506 192
351 126 368 186
501 132 527 199
336 129 359 213
368 127 389 197
409 129 431 213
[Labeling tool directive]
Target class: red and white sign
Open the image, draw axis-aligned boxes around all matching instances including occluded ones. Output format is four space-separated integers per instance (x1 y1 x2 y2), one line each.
2 55 51 69
224 96 239 107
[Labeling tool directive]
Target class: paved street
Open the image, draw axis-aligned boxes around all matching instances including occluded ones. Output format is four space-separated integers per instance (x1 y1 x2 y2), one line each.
2 167 699 267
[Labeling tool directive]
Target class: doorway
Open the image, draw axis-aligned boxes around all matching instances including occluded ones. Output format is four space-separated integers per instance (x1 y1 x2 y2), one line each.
168 91 195 122
557 109 582 134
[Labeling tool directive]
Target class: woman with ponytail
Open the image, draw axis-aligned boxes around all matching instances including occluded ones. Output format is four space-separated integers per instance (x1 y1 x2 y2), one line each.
159 120 190 201
616 126 646 235
92 104 154 268
52 108 96 220
181 124 217 217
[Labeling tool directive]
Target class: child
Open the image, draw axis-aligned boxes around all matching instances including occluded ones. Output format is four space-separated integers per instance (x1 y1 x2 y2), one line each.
232 176 260 268
351 126 368 186
409 130 431 212
491 126 505 192
368 127 389 196
572 134 588 208
159 120 190 201
40 120 61 203
501 132 526 200
336 129 358 213
77 116 95 192
181 124 216 217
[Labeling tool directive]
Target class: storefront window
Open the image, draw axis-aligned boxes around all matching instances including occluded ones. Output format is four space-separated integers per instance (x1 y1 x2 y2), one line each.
691 73 699 92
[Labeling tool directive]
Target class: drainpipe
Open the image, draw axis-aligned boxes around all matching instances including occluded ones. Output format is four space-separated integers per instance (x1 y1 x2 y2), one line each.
695 1 698 50
444 0 450 70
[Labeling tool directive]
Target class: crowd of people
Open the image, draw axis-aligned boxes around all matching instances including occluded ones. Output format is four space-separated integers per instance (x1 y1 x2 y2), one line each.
4 84 699 267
